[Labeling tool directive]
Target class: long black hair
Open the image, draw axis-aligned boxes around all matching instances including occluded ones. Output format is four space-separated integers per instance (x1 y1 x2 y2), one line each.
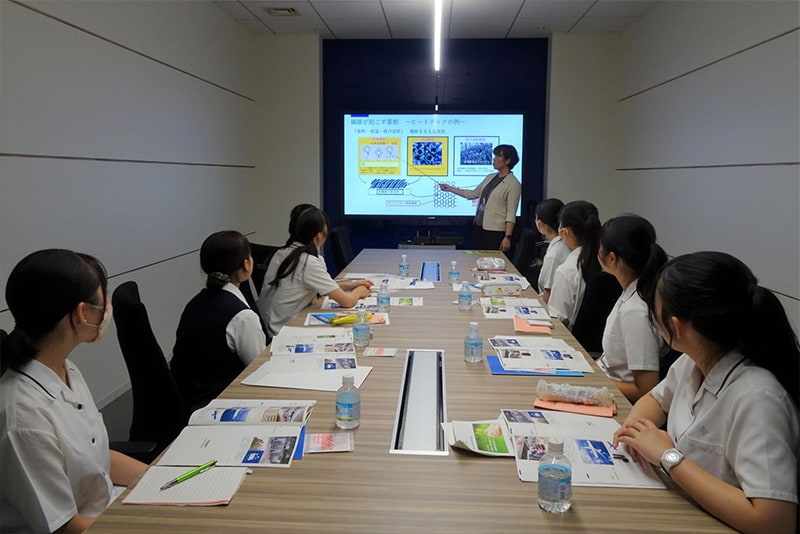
558 200 601 282
1 249 107 372
599 214 668 301
269 207 328 288
535 198 564 232
285 203 317 247
200 231 252 290
650 251 799 406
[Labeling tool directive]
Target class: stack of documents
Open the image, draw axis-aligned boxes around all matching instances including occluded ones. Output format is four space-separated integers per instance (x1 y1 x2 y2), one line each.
487 336 594 375
243 327 372 391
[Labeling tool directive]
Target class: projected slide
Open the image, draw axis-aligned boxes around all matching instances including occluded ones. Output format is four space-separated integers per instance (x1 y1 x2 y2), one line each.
344 113 523 217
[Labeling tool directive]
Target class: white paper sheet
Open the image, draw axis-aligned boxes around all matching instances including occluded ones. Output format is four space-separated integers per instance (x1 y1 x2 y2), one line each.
123 466 248 506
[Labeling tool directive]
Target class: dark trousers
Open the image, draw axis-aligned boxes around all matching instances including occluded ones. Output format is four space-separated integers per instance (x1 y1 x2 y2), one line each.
473 225 505 251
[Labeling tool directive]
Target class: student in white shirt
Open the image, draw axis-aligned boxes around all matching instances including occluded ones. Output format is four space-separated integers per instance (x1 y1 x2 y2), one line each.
613 252 799 534
171 231 267 411
0 249 147 534
257 206 372 337
596 215 668 403
548 200 601 328
534 198 569 303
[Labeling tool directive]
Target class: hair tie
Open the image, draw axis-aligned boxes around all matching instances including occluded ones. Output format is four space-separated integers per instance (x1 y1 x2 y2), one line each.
209 272 230 282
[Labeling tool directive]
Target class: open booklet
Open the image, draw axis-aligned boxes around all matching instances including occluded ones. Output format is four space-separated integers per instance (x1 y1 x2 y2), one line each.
271 326 356 355
157 399 316 468
320 296 423 309
442 419 514 457
480 297 548 320
501 409 664 488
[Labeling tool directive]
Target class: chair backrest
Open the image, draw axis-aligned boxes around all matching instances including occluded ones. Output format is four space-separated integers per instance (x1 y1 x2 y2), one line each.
249 243 280 294
570 272 623 353
0 329 7 376
511 228 548 292
112 281 187 457
329 226 355 273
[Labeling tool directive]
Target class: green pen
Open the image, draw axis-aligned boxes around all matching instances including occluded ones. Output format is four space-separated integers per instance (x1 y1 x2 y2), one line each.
160 460 217 491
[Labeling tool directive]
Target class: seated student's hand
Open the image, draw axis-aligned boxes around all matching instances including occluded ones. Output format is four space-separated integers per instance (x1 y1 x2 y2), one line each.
439 183 452 191
352 285 371 299
352 279 373 291
614 418 674 466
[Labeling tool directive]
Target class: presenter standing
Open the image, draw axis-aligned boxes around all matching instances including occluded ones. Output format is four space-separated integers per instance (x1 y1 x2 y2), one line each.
440 144 521 252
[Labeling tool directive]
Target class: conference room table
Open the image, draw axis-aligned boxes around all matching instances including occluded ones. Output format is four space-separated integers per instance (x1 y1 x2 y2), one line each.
91 248 733 533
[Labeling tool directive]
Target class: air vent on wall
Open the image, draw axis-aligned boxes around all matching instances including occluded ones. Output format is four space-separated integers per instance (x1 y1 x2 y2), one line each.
265 7 299 17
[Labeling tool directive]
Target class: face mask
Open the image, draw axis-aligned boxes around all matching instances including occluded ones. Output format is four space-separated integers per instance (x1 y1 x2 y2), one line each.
85 302 113 341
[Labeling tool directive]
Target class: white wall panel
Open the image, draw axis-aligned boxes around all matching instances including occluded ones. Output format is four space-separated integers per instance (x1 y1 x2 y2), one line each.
622 1 800 97
1 1 255 164
26 0 255 98
619 31 799 168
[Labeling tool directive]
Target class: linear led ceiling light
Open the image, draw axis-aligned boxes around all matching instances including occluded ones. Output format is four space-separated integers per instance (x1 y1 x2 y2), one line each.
433 0 442 72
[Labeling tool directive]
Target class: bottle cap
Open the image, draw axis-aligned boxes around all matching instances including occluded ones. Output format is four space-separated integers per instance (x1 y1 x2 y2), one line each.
342 374 355 386
469 321 478 326
547 438 564 454
401 254 407 260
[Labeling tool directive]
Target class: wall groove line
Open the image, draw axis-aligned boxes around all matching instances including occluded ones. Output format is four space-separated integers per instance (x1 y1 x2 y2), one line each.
0 152 255 168
8 0 256 102
618 162 799 171
619 26 799 102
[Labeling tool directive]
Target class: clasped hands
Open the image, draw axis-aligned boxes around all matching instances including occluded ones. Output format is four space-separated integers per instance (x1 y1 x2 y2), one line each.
612 418 675 465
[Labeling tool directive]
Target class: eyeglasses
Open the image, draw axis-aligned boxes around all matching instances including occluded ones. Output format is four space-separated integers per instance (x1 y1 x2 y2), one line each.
83 302 106 328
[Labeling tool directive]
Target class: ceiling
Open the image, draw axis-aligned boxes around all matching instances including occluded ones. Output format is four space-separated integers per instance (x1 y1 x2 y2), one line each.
212 0 659 39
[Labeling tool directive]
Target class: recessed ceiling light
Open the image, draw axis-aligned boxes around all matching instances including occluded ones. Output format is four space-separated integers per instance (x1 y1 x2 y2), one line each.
265 7 299 17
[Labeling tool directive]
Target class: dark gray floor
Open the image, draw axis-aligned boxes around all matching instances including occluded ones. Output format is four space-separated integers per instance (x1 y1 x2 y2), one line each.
101 388 133 442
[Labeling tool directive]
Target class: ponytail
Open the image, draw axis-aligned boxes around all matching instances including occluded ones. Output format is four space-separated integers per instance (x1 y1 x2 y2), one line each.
742 285 799 406
560 201 602 283
269 207 328 288
1 329 38 374
637 242 668 302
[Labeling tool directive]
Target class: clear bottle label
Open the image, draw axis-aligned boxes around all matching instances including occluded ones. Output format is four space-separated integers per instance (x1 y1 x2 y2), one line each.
353 323 370 346
538 464 572 502
336 400 360 422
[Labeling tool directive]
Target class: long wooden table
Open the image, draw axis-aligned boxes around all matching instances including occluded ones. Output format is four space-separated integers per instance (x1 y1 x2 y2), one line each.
91 249 732 533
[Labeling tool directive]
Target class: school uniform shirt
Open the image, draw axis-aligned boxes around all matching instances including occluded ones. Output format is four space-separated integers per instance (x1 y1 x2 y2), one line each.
651 351 799 503
0 359 113 534
537 236 571 293
547 246 585 328
460 172 521 232
257 243 339 337
596 279 661 383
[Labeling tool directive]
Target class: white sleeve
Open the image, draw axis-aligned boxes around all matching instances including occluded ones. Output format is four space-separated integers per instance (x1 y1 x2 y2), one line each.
7 428 79 533
226 309 267 365
302 255 340 296
547 266 574 325
619 304 661 372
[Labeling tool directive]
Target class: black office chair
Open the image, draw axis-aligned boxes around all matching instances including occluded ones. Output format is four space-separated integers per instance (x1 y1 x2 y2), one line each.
249 243 280 294
112 281 188 463
329 226 355 273
511 228 548 292
0 329 7 376
570 272 622 354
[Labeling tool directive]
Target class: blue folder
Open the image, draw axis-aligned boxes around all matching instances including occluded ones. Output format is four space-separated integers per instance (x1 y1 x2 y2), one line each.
486 355 583 376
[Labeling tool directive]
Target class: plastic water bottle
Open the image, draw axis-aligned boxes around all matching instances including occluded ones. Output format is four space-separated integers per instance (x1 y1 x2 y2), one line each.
377 281 390 312
335 374 360 429
352 309 370 348
458 281 472 311
448 261 459 284
399 254 409 277
464 322 483 363
538 438 572 513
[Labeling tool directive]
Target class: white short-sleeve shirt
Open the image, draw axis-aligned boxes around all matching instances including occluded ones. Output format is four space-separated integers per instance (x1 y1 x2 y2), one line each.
597 279 661 383
650 351 799 502
257 243 340 336
547 246 585 328
0 359 113 533
221 283 266 364
537 236 571 293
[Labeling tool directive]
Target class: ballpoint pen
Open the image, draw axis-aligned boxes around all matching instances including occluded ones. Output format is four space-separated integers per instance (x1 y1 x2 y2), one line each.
160 460 217 490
